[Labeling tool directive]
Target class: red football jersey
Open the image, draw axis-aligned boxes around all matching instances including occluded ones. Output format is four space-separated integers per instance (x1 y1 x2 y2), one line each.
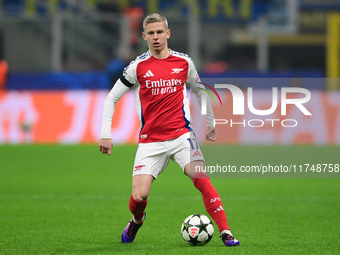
121 50 199 143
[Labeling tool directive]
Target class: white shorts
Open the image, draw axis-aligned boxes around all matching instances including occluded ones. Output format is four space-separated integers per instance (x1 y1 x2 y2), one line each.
133 131 204 179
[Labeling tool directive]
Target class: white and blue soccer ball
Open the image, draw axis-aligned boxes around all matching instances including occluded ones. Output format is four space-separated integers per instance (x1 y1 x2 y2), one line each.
181 214 214 246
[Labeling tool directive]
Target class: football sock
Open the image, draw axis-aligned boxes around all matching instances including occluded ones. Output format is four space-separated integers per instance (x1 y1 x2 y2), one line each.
192 172 230 233
129 195 147 222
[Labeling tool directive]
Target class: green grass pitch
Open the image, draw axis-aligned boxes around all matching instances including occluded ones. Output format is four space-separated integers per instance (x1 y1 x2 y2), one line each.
0 145 340 254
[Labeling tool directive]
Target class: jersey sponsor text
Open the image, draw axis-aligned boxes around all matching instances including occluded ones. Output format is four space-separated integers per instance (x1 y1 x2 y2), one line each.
145 78 182 88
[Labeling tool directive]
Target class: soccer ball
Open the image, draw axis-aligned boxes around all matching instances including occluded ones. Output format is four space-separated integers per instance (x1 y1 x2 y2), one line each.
181 214 214 246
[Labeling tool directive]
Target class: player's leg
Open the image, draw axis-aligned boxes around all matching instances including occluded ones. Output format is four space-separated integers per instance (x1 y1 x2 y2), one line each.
184 161 239 247
122 142 169 243
131 174 154 220
169 132 239 247
184 161 230 233
121 174 153 243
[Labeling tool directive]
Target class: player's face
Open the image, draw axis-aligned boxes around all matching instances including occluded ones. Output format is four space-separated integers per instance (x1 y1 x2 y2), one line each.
143 22 170 54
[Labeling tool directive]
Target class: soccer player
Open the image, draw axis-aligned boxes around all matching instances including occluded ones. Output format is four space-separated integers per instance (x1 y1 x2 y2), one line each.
99 13 239 247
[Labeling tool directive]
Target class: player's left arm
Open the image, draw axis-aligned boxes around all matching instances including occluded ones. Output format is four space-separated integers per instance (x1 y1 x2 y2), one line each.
187 60 217 141
206 125 217 141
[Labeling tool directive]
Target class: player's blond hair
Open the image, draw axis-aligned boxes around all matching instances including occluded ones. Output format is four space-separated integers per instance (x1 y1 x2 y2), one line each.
143 13 168 31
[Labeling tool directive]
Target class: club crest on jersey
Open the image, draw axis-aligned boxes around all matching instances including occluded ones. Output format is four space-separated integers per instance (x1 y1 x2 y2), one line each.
134 165 146 171
171 68 183 74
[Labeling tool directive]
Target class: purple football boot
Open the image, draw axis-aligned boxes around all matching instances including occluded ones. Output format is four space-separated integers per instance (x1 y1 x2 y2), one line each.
121 213 146 243
220 230 240 247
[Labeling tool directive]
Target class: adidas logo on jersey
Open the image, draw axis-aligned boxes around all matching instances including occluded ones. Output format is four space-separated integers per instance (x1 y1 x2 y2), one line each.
192 150 202 157
143 70 154 77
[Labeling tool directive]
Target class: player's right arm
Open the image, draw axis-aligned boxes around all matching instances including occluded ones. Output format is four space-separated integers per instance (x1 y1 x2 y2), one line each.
100 55 139 155
99 138 113 156
99 69 136 155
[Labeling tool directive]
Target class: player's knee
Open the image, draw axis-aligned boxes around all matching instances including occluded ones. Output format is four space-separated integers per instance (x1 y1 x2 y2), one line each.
193 172 210 179
132 175 153 201
185 160 206 179
192 172 210 189
132 194 147 201
132 190 149 201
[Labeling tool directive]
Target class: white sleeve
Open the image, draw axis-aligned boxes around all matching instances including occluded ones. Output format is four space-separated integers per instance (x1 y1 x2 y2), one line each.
190 82 215 127
186 60 215 127
100 79 130 138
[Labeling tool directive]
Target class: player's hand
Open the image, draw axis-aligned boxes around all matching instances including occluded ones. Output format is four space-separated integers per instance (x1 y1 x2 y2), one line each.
206 126 217 141
99 138 113 156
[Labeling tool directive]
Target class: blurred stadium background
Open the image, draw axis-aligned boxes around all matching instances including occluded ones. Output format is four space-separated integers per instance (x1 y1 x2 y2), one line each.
0 0 339 144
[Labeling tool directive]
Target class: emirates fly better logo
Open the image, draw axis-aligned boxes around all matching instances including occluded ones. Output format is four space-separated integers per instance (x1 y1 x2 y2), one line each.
199 83 312 128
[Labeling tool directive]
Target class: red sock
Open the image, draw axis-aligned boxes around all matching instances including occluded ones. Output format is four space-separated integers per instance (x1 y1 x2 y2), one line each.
193 172 230 233
129 195 147 221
